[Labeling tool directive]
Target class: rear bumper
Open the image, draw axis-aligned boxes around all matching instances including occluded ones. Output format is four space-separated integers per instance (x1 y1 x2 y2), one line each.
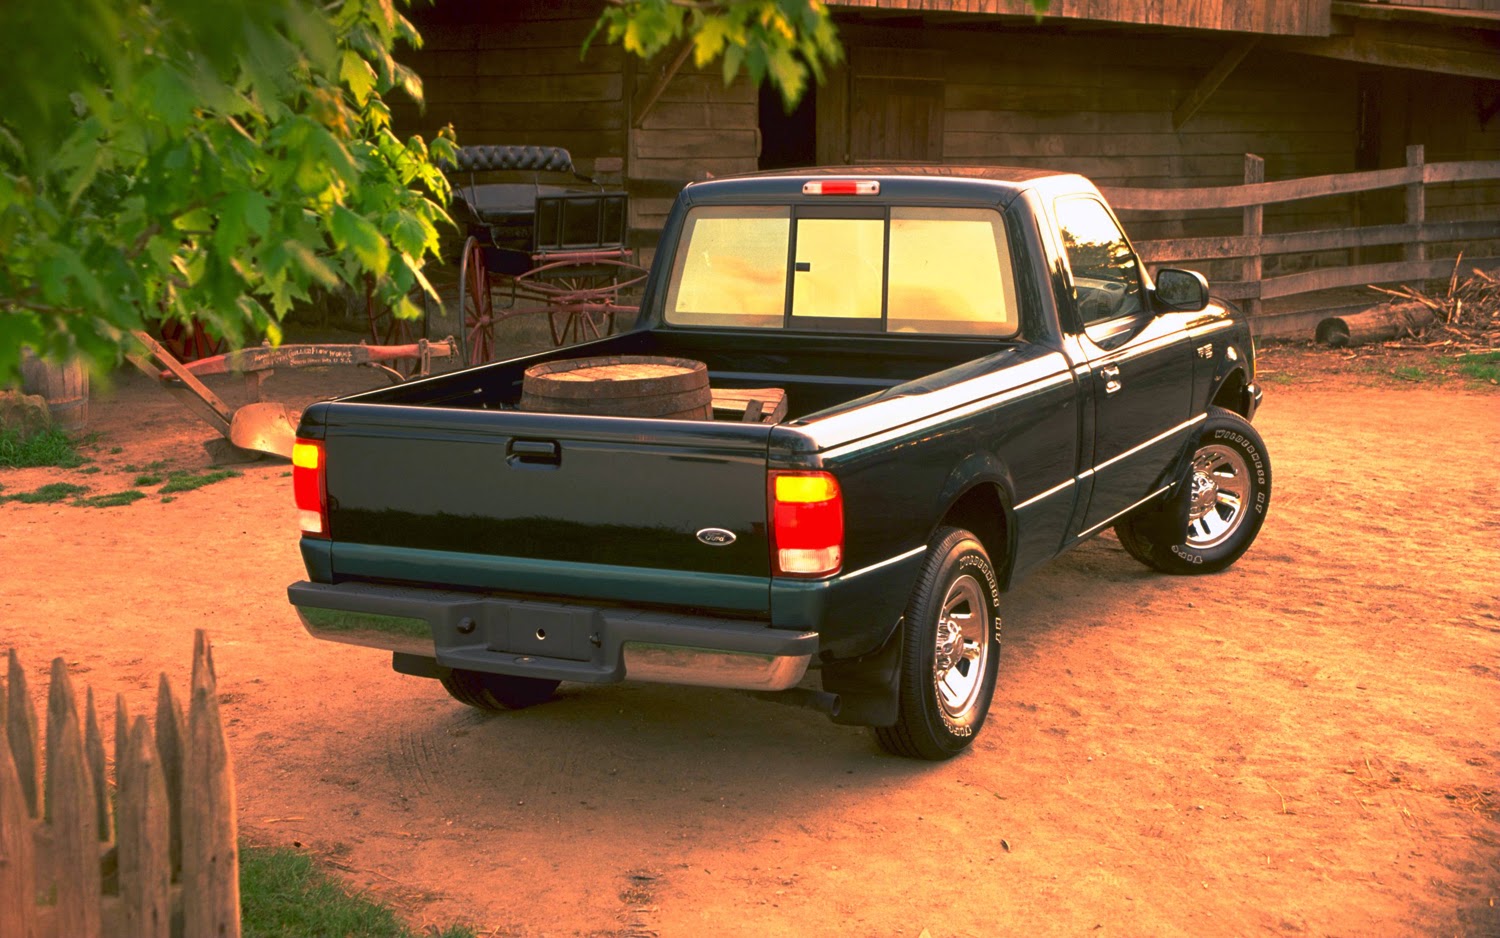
288 580 817 692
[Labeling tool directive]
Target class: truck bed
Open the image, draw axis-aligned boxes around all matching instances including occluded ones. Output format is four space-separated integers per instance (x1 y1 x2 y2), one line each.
346 327 1016 423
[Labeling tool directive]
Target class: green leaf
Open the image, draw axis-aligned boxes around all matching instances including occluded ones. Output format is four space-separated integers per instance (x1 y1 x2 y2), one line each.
388 212 428 258
340 49 377 106
328 206 388 277
283 240 339 289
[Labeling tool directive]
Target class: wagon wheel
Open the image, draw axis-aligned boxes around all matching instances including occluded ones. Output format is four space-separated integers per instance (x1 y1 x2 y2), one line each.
517 258 648 347
155 318 226 362
364 276 428 377
458 236 497 366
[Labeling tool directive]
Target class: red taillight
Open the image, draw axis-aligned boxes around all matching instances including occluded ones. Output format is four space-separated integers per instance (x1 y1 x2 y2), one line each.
292 438 328 539
802 179 879 196
769 471 843 577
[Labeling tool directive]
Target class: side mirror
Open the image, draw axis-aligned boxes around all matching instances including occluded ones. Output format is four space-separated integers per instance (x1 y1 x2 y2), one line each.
1154 268 1210 313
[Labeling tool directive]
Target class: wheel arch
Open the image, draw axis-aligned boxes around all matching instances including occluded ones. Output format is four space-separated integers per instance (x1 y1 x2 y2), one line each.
1210 364 1252 418
932 481 1014 591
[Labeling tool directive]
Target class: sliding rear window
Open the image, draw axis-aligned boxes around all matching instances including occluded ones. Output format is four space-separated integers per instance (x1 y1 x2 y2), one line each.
663 205 1019 337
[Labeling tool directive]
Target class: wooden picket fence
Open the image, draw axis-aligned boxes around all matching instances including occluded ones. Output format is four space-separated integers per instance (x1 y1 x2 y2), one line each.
1102 146 1500 336
0 631 239 938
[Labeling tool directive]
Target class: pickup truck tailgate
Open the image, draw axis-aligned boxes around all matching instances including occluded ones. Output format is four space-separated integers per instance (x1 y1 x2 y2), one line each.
312 404 775 614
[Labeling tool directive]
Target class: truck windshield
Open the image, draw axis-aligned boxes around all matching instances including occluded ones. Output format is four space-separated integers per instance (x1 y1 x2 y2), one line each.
664 205 1020 337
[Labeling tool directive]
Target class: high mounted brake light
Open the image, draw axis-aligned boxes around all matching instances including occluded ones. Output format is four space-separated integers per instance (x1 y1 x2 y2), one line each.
769 470 843 577
292 439 328 538
802 180 880 196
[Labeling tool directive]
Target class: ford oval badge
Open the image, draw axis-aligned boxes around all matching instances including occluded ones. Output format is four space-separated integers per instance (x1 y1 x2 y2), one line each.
696 528 736 546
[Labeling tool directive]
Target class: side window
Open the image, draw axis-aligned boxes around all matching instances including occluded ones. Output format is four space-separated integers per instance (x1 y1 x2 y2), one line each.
1055 197 1143 326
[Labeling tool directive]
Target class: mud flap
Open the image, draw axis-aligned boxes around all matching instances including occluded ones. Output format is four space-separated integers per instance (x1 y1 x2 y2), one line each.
821 619 904 727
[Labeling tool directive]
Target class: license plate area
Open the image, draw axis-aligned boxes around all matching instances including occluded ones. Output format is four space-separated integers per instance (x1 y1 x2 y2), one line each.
484 600 599 662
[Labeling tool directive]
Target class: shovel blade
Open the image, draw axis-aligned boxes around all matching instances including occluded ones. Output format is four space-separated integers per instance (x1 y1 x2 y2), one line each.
228 402 300 459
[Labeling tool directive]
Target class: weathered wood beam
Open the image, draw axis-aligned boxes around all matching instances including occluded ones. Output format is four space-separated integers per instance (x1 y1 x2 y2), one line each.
632 41 695 130
1173 38 1258 131
1268 21 1500 81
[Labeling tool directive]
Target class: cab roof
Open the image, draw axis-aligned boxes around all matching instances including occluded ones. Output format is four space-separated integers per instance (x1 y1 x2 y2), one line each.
681 164 1090 206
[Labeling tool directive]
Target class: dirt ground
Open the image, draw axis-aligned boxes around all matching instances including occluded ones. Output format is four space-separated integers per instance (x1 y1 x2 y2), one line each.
1 339 1497 938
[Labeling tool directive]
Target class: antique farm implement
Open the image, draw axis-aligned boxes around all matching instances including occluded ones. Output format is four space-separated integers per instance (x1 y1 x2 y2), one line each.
445 145 647 364
127 330 456 459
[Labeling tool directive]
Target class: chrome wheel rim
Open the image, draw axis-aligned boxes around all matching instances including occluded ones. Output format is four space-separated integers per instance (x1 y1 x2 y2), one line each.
931 574 991 722
1185 443 1251 549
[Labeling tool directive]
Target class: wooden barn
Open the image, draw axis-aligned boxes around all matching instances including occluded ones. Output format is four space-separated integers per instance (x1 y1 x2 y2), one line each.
394 0 1500 334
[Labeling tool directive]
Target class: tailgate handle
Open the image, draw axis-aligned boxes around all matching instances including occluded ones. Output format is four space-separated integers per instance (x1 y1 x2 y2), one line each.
508 439 560 467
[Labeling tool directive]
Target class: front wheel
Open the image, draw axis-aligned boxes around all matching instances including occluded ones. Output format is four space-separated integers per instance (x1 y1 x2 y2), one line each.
439 669 559 711
1115 406 1272 575
875 527 1002 761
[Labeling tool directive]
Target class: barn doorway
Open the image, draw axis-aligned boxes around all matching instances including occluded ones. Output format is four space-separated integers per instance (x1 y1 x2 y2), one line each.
759 82 818 170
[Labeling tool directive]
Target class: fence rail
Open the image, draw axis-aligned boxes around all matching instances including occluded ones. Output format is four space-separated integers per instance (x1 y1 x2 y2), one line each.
0 631 239 938
1101 146 1500 332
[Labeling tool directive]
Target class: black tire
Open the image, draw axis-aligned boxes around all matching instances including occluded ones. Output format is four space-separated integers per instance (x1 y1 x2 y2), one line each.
875 527 1002 761
1115 406 1271 575
438 669 560 711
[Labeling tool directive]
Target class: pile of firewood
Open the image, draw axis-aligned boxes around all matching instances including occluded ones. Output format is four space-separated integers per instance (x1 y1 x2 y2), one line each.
1364 257 1500 349
1316 256 1500 349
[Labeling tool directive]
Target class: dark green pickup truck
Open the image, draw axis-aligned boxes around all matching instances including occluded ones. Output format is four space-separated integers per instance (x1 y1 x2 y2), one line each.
288 166 1270 760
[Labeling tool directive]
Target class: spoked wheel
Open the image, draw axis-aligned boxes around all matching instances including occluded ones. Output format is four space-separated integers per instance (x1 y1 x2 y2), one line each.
155 318 225 362
516 258 648 347
1115 406 1272 575
875 526 1002 761
363 277 428 378
458 236 496 366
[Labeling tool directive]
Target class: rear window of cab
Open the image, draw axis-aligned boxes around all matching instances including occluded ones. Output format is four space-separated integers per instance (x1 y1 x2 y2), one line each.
663 205 1020 338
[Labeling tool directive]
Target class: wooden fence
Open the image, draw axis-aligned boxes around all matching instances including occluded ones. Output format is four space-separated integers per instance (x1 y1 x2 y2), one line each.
0 631 239 938
1102 146 1500 336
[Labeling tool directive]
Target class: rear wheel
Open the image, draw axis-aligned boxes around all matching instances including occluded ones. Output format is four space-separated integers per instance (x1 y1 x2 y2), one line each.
875 527 1001 761
439 669 559 711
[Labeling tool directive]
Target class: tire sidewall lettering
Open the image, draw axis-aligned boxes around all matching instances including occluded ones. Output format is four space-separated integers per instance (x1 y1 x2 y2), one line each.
934 548 999 736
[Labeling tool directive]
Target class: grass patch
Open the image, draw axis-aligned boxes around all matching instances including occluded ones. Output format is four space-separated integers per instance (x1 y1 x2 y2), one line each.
122 460 169 473
75 490 147 509
1457 350 1500 383
80 466 101 475
0 427 89 469
159 468 241 494
161 495 176 503
240 844 475 938
109 446 123 454
1389 364 1434 383
2 482 90 504
134 473 164 486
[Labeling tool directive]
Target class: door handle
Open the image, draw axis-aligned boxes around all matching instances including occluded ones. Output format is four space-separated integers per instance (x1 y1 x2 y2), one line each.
507 439 561 468
1100 365 1122 395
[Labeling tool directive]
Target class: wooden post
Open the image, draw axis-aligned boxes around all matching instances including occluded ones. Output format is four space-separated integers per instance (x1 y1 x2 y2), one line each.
118 716 171 938
45 657 103 938
181 630 240 938
155 672 185 879
1406 144 1426 268
85 687 111 842
0 702 37 938
6 649 40 818
1243 154 1265 321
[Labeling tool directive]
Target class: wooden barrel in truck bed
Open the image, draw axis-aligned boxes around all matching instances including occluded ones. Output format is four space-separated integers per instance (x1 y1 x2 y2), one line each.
520 356 712 420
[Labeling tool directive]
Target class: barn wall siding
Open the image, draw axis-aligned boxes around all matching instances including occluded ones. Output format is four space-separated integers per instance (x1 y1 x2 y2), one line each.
394 0 628 173
390 3 1497 275
831 0 1332 36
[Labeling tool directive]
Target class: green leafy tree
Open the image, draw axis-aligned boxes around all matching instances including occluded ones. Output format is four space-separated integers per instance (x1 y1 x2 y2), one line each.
591 0 843 109
591 0 1050 108
0 0 456 386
